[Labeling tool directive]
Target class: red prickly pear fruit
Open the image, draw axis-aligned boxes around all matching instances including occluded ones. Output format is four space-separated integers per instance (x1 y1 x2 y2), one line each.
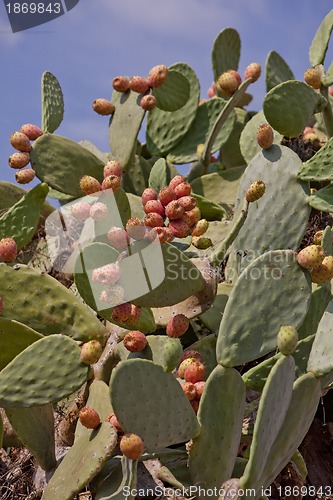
71 201 91 221
8 151 30 169
194 381 206 399
165 200 185 220
169 175 185 191
100 284 125 306
245 180 266 203
126 218 146 240
178 196 197 211
144 199 165 217
313 230 324 245
120 433 144 460
102 175 121 192
112 76 130 93
107 227 129 250
0 297 3 315
190 399 199 414
90 202 108 221
106 412 124 433
244 62 261 82
125 304 142 324
192 236 213 249
182 210 200 228
179 350 204 365
144 213 164 228
304 66 322 89
15 168 36 184
148 64 168 88
142 188 157 205
257 123 274 149
174 182 192 198
10 132 31 152
20 124 43 140
112 302 132 323
277 326 298 356
93 98 115 115
184 361 205 383
80 340 103 365
191 219 209 237
168 220 191 238
104 160 123 178
150 226 169 244
216 72 239 97
158 186 177 207
178 358 197 379
166 314 190 338
80 175 102 196
129 76 150 94
164 226 174 243
124 330 147 352
296 245 325 270
79 407 101 429
228 69 242 86
182 382 197 401
92 263 121 285
310 255 333 284
207 81 217 98
329 87 333 96
0 238 17 262
140 94 157 111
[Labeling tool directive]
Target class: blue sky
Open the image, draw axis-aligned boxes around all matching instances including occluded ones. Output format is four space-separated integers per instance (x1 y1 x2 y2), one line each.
1 1 333 189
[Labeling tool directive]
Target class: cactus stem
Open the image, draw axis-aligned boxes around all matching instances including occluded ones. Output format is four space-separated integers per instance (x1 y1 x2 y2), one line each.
320 86 333 138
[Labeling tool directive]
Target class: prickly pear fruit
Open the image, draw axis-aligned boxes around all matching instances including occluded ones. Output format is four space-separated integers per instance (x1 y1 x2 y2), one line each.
194 381 206 398
93 98 115 115
192 236 213 249
90 202 108 221
184 361 205 383
169 175 185 190
112 76 130 93
313 230 324 245
158 186 176 207
148 64 168 88
304 66 322 89
178 196 197 211
20 124 43 140
144 199 165 217
140 94 157 111
107 227 129 250
174 182 192 198
217 72 239 97
165 200 185 220
126 218 146 240
310 255 333 284
257 123 274 149
80 340 103 365
191 219 209 237
166 314 189 338
8 151 30 169
207 81 217 98
190 399 199 414
245 180 266 203
79 175 102 196
148 226 168 244
15 168 36 184
277 326 298 356
142 188 157 205
244 62 261 82
179 350 204 365
79 407 101 429
71 201 91 221
182 382 197 401
125 304 142 325
228 69 242 86
129 76 150 94
168 220 191 238
112 303 132 323
104 160 123 178
100 284 125 306
178 358 197 379
106 413 124 433
10 132 31 152
92 263 121 285
101 175 121 192
0 238 17 262
120 433 144 460
296 245 325 270
182 207 201 227
123 330 147 352
144 213 164 228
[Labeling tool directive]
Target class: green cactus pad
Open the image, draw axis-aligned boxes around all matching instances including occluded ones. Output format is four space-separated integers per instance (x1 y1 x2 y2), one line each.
219 108 249 168
0 318 43 371
152 70 190 112
114 335 182 373
0 264 106 341
127 193 145 220
79 140 109 164
308 184 333 213
122 155 151 196
192 193 226 221
41 71 64 133
309 9 333 66
110 359 200 449
323 60 333 86
93 457 130 500
263 81 326 137
265 51 295 92
298 136 333 181
307 299 333 377
199 283 233 332
0 334 88 408
211 28 241 81
217 250 312 367
189 366 245 493
0 183 48 250
298 282 332 339
148 158 172 193
242 335 315 392
167 99 235 164
322 225 333 255
239 110 283 165
240 356 295 492
146 63 200 156
43 421 117 500
30 134 105 197
5 405 56 470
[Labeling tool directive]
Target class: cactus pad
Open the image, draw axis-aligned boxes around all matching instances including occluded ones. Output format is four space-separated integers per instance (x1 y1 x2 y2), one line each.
0 318 43 371
307 299 333 377
41 71 64 133
265 51 294 92
211 28 241 81
152 69 190 111
308 184 333 213
309 9 333 66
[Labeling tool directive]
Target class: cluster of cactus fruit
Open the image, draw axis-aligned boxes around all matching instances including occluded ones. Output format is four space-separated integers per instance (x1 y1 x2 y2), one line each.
2 9 333 500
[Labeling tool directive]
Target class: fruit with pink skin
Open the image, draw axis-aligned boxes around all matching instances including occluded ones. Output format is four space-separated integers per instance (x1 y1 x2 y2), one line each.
182 210 200 228
166 314 190 338
158 186 176 207
148 64 168 88
20 124 43 140
169 175 185 191
0 238 17 262
10 132 31 152
90 202 108 221
310 255 333 284
168 220 191 238
93 98 115 115
329 87 333 96
184 361 205 383
112 76 130 93
207 81 217 98
304 66 322 89
112 302 132 323
15 168 36 184
228 70 242 86
144 213 164 228
80 340 103 365
179 350 204 365
107 227 129 250
106 413 124 433
217 72 239 97
178 196 196 211
296 245 325 270
104 160 123 178
124 330 147 352
150 226 169 244
8 151 30 169
126 218 146 240
191 219 209 237
182 382 197 401
129 76 150 94
126 304 142 324
140 94 157 111
144 199 165 217
80 175 102 195
165 200 185 220
92 263 121 285
71 201 91 221
120 433 144 460
245 180 266 203
102 175 121 192
257 124 274 149
194 381 206 398
244 62 261 82
100 284 125 306
174 182 192 198
178 358 197 379
79 407 101 429
142 187 157 205
190 399 199 414
164 226 174 243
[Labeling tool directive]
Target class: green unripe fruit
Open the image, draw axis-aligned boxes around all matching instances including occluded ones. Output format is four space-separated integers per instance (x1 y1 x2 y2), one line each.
277 326 298 355
80 340 103 365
